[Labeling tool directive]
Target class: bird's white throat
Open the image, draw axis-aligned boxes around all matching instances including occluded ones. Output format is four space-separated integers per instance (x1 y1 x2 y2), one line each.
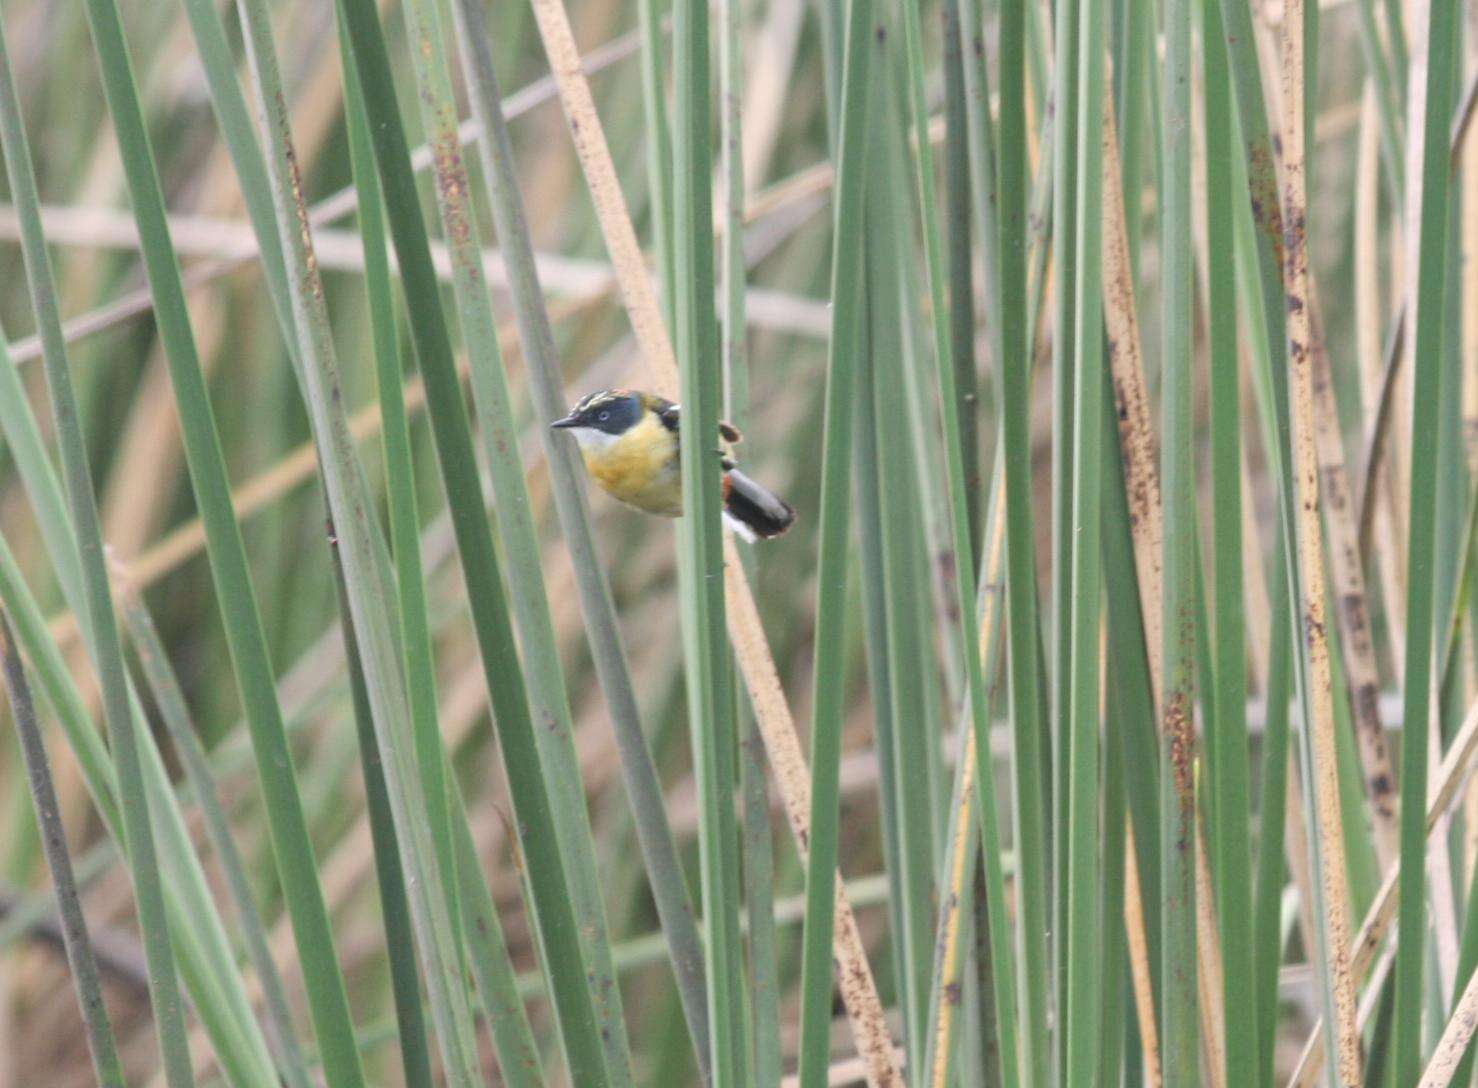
569 427 621 451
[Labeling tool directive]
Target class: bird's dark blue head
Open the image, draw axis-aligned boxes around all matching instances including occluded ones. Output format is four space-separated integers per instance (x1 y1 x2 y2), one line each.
551 389 644 435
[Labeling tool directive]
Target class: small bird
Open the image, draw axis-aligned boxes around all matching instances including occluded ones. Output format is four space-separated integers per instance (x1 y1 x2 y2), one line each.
551 388 796 542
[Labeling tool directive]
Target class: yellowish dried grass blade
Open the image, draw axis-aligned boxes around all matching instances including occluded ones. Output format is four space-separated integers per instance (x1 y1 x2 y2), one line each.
1417 968 1478 1088
1276 0 1362 1076
523 0 899 1080
1288 698 1478 1086
1099 91 1226 1082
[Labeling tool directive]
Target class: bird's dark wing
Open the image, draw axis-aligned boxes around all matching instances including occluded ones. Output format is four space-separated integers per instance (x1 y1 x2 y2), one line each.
656 402 744 444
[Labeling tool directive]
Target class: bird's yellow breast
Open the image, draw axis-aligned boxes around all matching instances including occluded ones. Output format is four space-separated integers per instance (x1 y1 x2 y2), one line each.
581 411 682 516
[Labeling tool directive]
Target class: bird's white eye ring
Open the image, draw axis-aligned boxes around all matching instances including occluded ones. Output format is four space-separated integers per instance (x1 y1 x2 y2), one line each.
598 410 610 422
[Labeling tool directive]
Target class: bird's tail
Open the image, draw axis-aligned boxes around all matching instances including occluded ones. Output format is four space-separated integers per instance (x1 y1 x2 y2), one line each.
721 469 796 542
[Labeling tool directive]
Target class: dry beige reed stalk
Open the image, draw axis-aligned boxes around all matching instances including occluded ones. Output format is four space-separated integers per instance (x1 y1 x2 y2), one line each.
524 0 901 1081
1100 91 1223 1088
1277 0 1362 1076
1288 696 1478 1086
1307 291 1400 868
1418 968 1478 1087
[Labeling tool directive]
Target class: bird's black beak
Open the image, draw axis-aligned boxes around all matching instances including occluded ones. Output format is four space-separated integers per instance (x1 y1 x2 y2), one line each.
550 413 580 430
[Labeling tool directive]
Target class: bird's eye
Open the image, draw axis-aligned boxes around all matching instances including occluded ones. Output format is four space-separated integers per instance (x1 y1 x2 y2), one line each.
598 410 610 422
